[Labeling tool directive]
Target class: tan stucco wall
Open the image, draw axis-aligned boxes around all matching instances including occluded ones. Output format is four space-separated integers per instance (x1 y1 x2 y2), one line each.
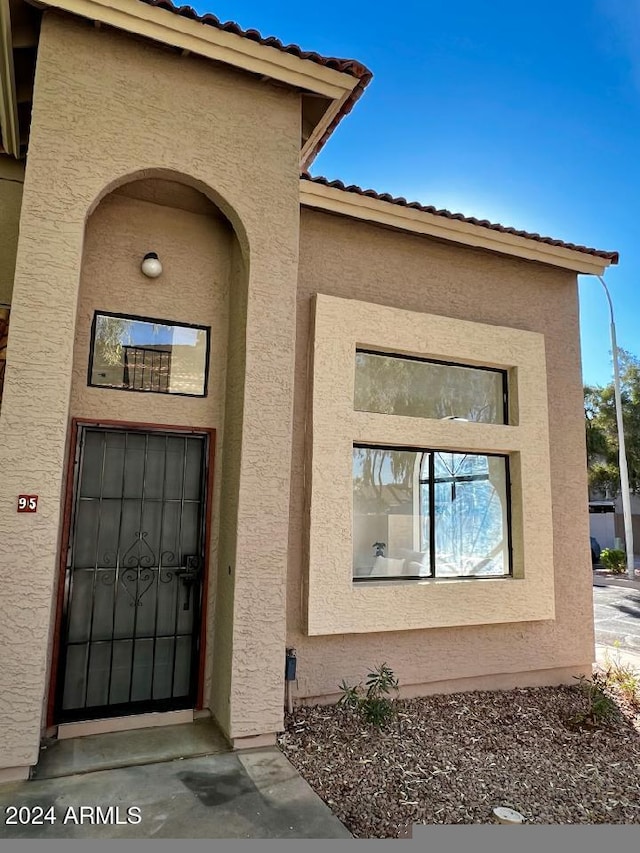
0 13 300 770
307 295 554 635
67 186 232 712
71 190 231 427
0 156 24 305
289 208 594 700
212 238 247 735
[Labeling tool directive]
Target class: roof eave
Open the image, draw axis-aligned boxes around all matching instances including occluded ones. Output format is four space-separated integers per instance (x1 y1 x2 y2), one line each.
300 178 617 275
28 0 367 169
300 71 371 169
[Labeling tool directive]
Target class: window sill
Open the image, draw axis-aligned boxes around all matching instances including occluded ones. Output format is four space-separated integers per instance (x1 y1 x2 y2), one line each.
352 574 514 585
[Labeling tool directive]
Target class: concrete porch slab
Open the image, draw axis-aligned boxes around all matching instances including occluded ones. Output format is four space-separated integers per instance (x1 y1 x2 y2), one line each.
0 749 351 839
33 718 230 780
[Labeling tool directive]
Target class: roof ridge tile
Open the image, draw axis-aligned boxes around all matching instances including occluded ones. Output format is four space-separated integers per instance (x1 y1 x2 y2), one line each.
138 0 371 79
300 173 618 262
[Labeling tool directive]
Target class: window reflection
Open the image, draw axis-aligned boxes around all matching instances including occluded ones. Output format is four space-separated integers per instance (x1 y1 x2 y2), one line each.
353 446 510 580
354 351 506 424
90 313 209 397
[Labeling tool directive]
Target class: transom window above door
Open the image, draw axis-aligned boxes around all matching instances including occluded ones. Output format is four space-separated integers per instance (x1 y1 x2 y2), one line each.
89 312 210 397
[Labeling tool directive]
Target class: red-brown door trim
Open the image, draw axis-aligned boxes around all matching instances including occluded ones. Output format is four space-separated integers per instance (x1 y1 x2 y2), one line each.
46 419 80 728
47 417 216 728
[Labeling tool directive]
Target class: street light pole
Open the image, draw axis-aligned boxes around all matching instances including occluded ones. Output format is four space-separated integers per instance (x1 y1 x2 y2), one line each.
596 275 635 580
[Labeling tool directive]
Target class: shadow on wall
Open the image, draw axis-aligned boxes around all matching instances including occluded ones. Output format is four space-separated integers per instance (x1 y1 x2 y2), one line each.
0 306 9 409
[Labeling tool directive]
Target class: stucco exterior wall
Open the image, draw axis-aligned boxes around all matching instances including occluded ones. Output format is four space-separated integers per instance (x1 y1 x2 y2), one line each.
212 238 247 733
306 295 555 635
67 186 232 712
0 13 300 770
289 208 594 700
0 156 24 306
71 189 231 427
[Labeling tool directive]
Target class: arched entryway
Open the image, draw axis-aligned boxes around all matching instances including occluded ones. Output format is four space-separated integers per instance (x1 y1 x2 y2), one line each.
48 173 246 726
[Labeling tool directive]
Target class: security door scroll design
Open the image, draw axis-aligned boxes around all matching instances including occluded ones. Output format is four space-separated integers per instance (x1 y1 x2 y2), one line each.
56 427 208 722
123 531 155 570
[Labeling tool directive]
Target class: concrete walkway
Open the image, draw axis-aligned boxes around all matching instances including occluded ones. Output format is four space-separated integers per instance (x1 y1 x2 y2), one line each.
593 573 640 592
0 746 350 839
5 584 637 841
595 644 640 672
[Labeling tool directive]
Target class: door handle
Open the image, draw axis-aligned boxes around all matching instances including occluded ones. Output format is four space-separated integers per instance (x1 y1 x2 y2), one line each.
177 556 200 610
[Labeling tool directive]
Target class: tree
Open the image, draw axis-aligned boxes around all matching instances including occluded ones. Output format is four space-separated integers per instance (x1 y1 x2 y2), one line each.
94 315 132 366
585 349 640 497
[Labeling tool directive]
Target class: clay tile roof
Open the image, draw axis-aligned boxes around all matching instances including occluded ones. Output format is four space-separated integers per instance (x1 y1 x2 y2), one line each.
137 1 372 163
301 174 619 263
138 0 372 80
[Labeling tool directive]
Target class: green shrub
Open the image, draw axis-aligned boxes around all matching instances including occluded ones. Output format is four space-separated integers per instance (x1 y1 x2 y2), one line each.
568 674 618 728
600 548 627 574
338 663 399 726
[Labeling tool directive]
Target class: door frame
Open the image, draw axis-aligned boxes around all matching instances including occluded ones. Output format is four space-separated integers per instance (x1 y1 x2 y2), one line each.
46 418 216 728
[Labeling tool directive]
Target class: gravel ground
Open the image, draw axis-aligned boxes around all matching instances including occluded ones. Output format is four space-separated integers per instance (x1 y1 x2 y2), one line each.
278 684 640 836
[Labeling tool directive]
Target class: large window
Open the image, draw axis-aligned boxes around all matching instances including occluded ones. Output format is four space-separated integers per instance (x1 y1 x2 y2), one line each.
353 445 511 581
89 312 210 397
355 350 507 424
307 296 553 633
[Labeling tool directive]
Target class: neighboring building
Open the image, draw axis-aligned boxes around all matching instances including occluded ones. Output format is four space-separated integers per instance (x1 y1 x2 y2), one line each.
589 492 640 552
588 501 617 551
0 0 619 782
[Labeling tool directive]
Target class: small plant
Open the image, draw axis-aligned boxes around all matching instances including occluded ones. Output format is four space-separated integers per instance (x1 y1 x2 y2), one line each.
567 674 618 728
338 680 361 711
611 665 640 704
338 663 399 726
600 548 627 574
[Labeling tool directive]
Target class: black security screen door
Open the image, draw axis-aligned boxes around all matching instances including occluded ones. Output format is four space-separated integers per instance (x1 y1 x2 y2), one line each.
55 426 208 722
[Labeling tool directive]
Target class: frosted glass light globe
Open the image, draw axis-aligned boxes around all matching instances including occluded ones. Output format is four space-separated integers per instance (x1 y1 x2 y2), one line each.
141 252 162 278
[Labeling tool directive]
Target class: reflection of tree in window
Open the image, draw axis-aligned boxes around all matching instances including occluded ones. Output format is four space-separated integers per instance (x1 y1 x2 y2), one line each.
420 452 507 576
91 314 208 396
94 315 132 367
354 352 505 424
352 446 508 579
352 447 414 511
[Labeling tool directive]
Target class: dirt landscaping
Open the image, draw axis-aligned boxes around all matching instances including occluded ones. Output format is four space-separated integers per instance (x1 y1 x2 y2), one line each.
278 680 640 836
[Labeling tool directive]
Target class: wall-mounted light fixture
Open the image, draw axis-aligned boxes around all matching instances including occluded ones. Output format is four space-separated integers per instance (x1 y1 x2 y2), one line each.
141 252 162 278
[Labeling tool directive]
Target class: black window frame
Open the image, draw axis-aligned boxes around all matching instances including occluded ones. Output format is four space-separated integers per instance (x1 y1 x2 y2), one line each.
88 311 211 399
355 349 509 426
352 442 513 582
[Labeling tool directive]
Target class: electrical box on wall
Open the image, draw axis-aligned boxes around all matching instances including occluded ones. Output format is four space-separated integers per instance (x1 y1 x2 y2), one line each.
285 648 297 681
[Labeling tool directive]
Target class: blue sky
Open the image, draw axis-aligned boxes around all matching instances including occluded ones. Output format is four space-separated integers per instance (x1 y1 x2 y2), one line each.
193 0 639 386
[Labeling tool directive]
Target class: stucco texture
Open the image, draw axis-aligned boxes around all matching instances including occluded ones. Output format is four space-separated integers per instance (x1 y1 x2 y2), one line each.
307 294 554 635
70 182 232 713
0 13 300 770
288 208 594 702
